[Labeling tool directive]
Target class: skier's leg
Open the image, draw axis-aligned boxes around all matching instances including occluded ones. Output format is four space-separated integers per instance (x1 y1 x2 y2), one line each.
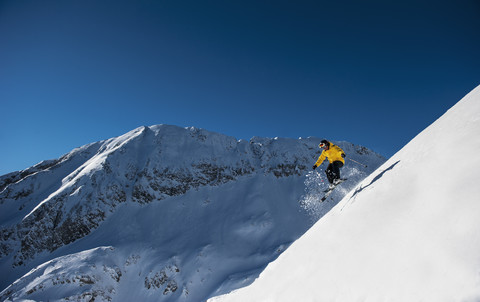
325 163 334 184
332 161 344 182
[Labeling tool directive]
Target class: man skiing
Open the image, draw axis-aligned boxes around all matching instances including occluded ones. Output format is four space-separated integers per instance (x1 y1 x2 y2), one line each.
313 139 346 187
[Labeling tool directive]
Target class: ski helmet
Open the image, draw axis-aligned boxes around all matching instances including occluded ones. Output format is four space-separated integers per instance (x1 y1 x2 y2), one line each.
319 139 330 149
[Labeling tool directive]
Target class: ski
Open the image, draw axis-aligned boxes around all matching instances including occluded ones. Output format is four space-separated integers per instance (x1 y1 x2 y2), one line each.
320 188 334 202
320 179 347 202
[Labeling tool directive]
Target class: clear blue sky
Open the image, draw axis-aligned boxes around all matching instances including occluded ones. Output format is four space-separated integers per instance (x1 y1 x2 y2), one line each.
1 0 479 175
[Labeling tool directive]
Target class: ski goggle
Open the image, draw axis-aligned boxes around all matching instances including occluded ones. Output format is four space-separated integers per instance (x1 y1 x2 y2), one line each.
319 142 328 148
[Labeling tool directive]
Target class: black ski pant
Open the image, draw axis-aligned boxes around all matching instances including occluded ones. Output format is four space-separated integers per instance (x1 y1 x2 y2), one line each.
325 161 343 184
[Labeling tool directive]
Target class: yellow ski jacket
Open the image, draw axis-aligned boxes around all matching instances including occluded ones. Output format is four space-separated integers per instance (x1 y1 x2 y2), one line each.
314 143 345 167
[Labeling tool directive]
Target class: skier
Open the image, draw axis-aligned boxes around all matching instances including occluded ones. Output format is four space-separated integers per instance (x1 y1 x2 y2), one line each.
312 139 346 187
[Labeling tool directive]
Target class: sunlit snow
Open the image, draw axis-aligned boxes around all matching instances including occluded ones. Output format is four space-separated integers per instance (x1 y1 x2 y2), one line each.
210 85 480 302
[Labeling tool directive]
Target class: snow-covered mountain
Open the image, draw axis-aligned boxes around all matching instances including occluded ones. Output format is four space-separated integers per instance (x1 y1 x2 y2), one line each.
0 125 385 301
210 86 480 302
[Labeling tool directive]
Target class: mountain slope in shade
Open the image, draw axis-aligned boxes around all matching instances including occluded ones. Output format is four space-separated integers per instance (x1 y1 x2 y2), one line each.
0 125 385 301
210 86 480 302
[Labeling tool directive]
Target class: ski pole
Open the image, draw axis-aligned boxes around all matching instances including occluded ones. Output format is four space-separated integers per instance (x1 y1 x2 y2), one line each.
348 158 367 168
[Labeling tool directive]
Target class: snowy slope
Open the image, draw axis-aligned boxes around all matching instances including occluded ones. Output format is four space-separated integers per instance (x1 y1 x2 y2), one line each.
0 125 384 301
210 86 480 302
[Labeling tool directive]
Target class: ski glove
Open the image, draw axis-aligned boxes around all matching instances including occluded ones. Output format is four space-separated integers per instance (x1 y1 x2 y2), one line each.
341 153 346 158
312 165 317 170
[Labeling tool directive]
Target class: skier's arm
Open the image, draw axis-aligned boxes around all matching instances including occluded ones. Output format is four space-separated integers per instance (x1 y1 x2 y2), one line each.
313 151 326 168
335 145 346 159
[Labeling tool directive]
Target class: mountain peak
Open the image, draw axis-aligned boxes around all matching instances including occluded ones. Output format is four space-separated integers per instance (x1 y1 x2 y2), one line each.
0 125 385 301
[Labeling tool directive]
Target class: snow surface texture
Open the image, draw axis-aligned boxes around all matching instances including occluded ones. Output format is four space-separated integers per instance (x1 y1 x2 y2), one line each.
0 125 384 301
210 86 480 302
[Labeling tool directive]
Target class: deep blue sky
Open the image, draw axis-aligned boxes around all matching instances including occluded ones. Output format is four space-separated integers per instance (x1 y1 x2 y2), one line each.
1 0 479 175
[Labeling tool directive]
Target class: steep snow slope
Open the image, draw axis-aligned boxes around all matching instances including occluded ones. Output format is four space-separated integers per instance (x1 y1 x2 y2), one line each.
210 86 480 302
0 125 384 301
